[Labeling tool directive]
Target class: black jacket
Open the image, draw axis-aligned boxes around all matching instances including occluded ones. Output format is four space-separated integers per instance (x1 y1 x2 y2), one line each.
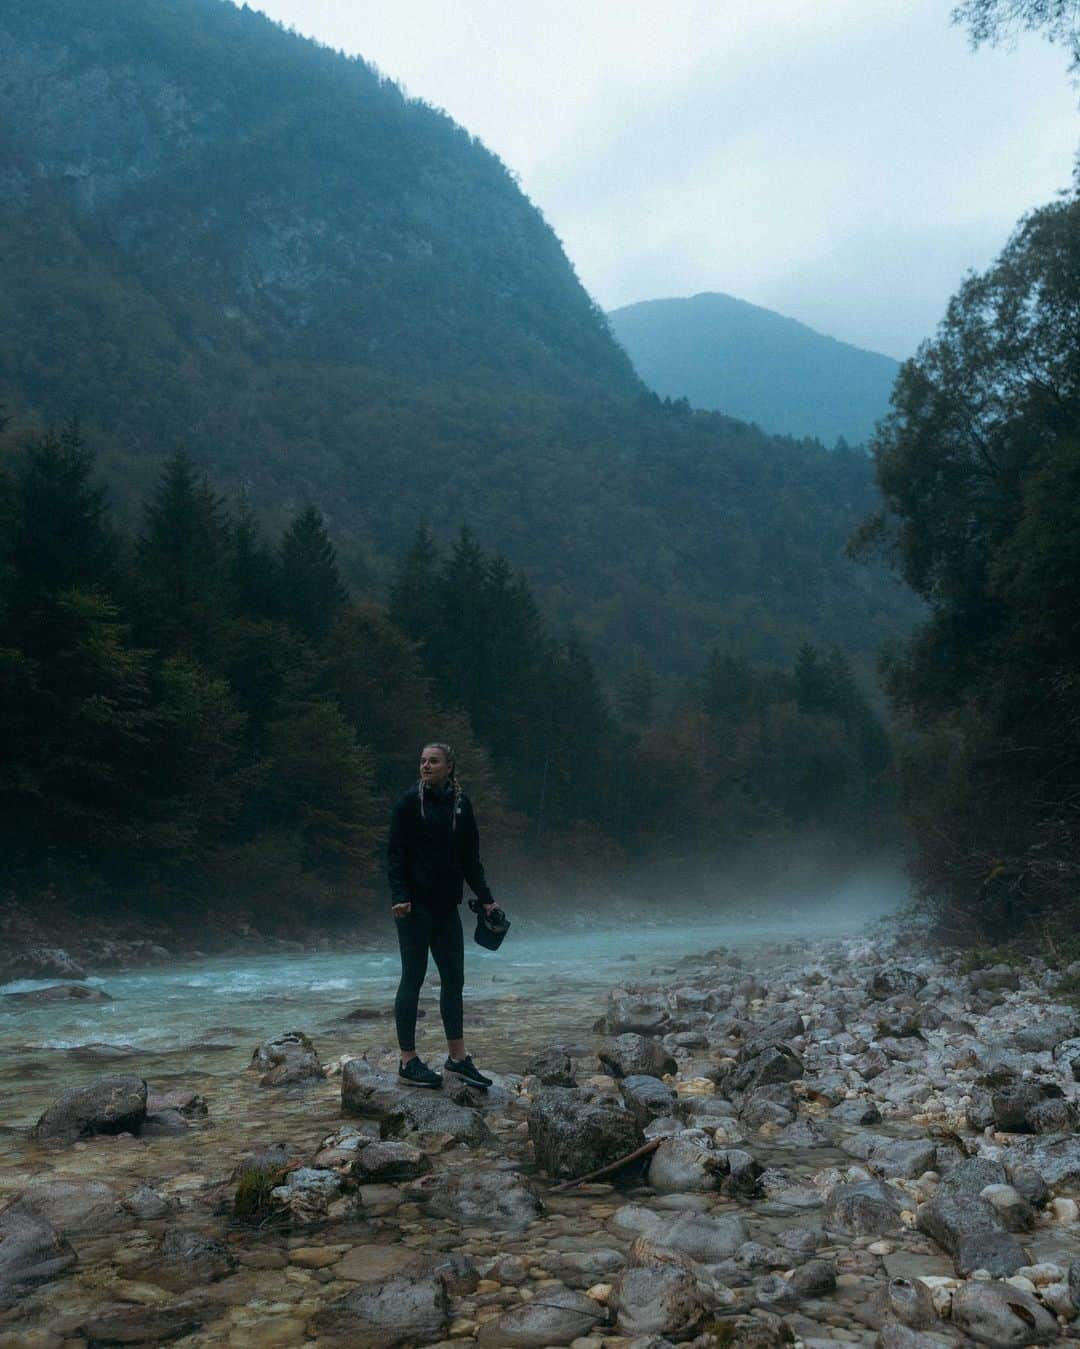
387 783 494 911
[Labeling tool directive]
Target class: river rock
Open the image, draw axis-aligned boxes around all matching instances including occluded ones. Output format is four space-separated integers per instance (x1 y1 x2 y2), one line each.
418 1169 542 1229
980 1184 1035 1232
916 1192 1004 1254
1002 1133 1080 1188
525 1047 577 1086
251 1031 322 1086
341 1060 406 1116
308 1273 450 1348
830 1098 882 1125
11 1179 121 1235
79 1303 204 1344
476 1282 601 1347
351 1139 430 1182
823 1180 902 1236
652 1211 748 1262
950 1279 1058 1345
789 1258 837 1299
380 1092 491 1146
141 1108 190 1138
3 982 112 1003
30 1072 148 1144
1007 1164 1051 1209
606 994 671 1035
612 1261 708 1340
868 967 927 1000
870 1138 938 1180
147 1230 235 1291
731 1044 804 1093
600 1033 677 1079
0 1206 77 1310
882 1275 938 1329
649 1134 760 1197
1013 1015 1080 1053
954 1230 1029 1277
740 1083 797 1128
938 1157 1007 1196
528 1087 643 1180
620 1074 677 1127
121 1184 179 1221
270 1167 352 1224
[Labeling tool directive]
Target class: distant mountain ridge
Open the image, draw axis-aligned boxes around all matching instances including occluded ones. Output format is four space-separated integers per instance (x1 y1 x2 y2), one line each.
0 0 918 677
609 293 900 446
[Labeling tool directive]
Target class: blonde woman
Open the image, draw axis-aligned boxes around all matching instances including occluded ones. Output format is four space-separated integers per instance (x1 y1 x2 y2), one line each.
387 743 496 1089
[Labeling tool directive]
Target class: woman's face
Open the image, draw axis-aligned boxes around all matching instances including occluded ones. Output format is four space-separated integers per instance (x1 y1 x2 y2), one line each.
420 746 453 788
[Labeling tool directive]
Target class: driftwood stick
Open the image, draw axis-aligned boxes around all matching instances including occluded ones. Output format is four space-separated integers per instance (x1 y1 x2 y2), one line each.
548 1137 661 1193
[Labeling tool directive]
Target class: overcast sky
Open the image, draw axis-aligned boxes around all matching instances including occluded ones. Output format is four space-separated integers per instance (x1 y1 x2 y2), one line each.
253 1 1076 358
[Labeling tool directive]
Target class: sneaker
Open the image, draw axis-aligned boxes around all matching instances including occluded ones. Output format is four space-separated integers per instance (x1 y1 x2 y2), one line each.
443 1054 492 1089
398 1057 442 1089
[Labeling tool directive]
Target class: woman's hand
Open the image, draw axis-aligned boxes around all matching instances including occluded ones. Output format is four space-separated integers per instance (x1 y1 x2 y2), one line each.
392 902 412 917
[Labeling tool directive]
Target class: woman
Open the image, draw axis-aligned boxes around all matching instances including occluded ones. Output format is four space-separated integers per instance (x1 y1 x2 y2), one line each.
387 742 496 1089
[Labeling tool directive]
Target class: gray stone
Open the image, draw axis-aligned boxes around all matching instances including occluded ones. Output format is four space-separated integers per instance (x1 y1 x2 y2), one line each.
731 1044 804 1093
1003 1133 1080 1188
868 968 927 1000
882 1275 937 1329
1012 1016 1079 1053
308 1273 450 1348
1006 1164 1050 1209
0 1206 77 1311
150 1230 235 1291
878 1322 952 1349
741 1012 805 1057
476 1282 601 1347
950 1279 1057 1346
528 1087 643 1181
916 1192 1003 1255
954 1230 1029 1277
980 1184 1034 1232
341 1060 406 1117
426 1250 479 1296
351 1139 430 1182
739 1083 797 1128
607 994 671 1035
653 1212 749 1262
5 947 87 980
937 1157 1007 1196
269 1167 350 1224
823 1180 902 1236
613 1262 709 1340
80 1303 204 1344
620 1075 677 1128
990 1081 1060 1133
121 1184 178 1221
600 1033 677 1080
789 1259 836 1299
545 1247 625 1287
12 1179 121 1235
829 1099 882 1125
3 982 111 1004
648 1134 724 1194
30 1074 147 1143
870 1138 938 1180
141 1109 189 1138
381 1092 491 1146
252 1030 323 1086
525 1047 576 1086
419 1169 542 1230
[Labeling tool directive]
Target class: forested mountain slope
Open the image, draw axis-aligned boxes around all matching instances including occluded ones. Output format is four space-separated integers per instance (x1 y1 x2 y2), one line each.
610 293 900 447
0 0 916 675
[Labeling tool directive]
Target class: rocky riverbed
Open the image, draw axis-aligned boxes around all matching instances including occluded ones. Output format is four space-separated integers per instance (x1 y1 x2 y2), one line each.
4 929 1080 1348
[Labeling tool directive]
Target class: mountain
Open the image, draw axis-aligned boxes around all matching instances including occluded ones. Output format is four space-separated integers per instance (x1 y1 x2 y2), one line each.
0 0 917 678
609 293 901 446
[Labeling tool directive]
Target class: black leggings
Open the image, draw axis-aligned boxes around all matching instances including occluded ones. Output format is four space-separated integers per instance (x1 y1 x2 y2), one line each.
394 904 465 1052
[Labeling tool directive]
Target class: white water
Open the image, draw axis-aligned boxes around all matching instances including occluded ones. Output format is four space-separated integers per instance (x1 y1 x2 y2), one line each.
0 912 871 1061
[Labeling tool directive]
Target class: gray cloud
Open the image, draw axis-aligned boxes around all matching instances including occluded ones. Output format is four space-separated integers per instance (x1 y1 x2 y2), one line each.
254 0 1076 357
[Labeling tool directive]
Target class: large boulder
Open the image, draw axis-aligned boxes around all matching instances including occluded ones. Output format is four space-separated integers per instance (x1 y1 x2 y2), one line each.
250 1031 322 1087
606 994 671 1035
418 1170 542 1230
351 1140 429 1183
612 1260 709 1340
341 1060 406 1117
31 1075 147 1143
938 1157 1007 1196
868 967 927 1000
950 1279 1058 1346
823 1180 903 1237
308 1273 450 1348
652 1211 749 1263
730 1045 803 1094
476 1282 602 1347
380 1093 491 1147
649 1134 761 1197
10 1179 122 1234
525 1047 577 1087
3 983 111 1003
620 1075 677 1128
0 1206 77 1310
144 1230 236 1292
916 1192 1014 1275
599 1033 677 1080
741 1013 805 1059
1003 1133 1080 1189
528 1088 643 1181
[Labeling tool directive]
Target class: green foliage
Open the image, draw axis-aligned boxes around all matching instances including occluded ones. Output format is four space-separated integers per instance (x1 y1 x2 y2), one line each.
953 0 1080 70
855 197 1080 938
232 1166 286 1225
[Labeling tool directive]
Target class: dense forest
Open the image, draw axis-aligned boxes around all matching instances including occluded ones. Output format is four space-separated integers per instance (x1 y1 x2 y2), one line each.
0 420 892 934
610 293 899 447
0 0 917 684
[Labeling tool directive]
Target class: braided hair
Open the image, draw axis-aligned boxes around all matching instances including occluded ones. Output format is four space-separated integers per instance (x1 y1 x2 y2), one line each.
418 742 463 830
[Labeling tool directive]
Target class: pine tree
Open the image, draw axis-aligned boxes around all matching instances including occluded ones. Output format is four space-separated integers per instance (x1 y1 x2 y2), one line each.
277 504 347 644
